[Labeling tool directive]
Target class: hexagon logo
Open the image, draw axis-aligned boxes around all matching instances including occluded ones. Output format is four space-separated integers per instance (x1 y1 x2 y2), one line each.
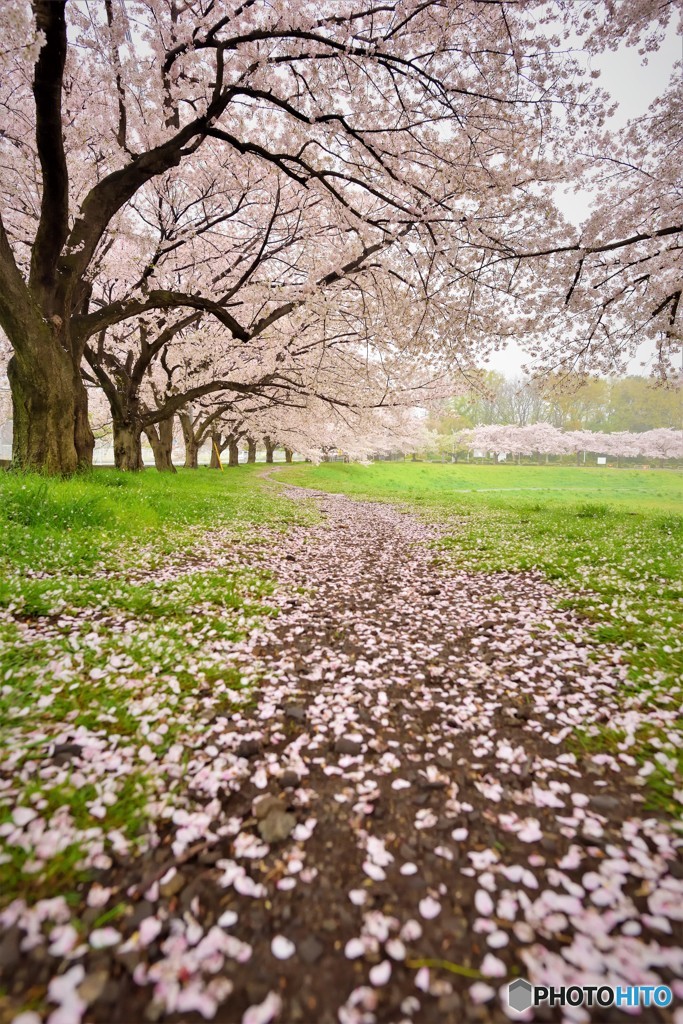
508 979 533 1013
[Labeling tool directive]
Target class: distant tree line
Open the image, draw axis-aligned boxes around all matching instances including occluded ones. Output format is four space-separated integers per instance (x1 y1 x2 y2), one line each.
429 373 682 435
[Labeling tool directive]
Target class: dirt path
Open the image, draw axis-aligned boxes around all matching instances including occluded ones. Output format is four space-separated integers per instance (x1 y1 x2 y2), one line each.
2 486 681 1024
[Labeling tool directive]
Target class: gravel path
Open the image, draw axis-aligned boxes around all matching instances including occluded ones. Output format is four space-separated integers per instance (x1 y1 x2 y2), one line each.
2 485 681 1024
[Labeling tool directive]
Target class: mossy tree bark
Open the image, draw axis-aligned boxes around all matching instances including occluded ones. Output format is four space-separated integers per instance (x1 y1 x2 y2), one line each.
145 417 176 472
209 430 225 469
112 417 144 471
246 438 257 463
8 334 94 474
179 411 200 468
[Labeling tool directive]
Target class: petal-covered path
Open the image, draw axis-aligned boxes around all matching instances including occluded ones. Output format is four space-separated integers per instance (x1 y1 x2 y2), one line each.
2 484 682 1024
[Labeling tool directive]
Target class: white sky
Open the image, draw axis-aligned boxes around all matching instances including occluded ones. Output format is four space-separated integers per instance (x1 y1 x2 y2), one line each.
488 23 682 380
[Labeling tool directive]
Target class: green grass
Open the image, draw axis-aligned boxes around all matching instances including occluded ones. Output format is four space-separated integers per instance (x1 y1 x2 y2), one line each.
0 466 318 905
275 462 683 813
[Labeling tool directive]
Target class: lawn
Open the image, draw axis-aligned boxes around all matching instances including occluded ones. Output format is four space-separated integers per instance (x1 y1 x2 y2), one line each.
276 461 683 813
0 467 316 906
1 461 680 913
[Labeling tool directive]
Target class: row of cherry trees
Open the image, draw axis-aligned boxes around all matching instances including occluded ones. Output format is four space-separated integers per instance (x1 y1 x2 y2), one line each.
88 386 432 472
457 424 683 461
0 1 680 474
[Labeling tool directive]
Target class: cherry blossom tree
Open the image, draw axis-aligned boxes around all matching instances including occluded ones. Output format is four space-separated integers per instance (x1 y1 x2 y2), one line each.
1 0 630 474
458 424 683 462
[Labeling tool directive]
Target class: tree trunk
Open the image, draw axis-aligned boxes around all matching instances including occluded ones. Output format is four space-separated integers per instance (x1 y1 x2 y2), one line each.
8 343 94 474
284 447 293 463
184 439 199 469
247 438 256 464
146 417 176 472
228 439 239 467
209 431 222 469
113 417 143 471
179 412 199 468
265 439 275 464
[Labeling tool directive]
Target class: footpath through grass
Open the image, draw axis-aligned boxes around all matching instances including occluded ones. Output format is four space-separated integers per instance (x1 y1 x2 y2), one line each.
276 462 683 815
0 467 316 906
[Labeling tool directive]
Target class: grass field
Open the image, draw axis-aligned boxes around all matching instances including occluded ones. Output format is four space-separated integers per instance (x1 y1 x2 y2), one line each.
0 461 680 909
276 461 683 812
0 468 316 904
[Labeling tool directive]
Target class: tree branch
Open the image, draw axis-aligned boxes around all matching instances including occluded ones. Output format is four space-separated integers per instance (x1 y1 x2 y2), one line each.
29 0 69 307
73 291 248 343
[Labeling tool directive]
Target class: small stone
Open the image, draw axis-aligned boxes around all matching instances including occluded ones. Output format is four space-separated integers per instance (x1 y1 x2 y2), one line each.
237 738 262 758
78 971 109 1006
159 870 185 898
334 737 363 756
254 795 285 820
419 776 447 790
591 795 620 813
258 810 296 844
144 1000 165 1022
284 705 306 722
278 770 300 789
299 935 324 964
100 979 121 1005
0 926 20 972
115 948 140 974
198 848 222 866
439 993 463 1014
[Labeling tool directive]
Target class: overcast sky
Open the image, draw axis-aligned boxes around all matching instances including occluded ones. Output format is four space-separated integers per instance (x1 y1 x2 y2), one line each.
488 23 682 380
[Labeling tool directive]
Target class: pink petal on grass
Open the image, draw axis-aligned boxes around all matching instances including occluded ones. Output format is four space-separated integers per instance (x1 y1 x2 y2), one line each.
369 960 392 986
138 918 162 947
415 967 430 992
48 925 79 957
345 938 365 959
418 897 441 920
271 935 295 960
89 928 121 949
474 890 494 916
469 982 495 1004
386 939 406 961
480 953 506 978
12 807 37 827
86 885 112 909
242 992 282 1024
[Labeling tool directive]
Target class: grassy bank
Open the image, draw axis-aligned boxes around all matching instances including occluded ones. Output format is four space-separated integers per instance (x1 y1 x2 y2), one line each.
275 462 683 813
0 467 315 906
